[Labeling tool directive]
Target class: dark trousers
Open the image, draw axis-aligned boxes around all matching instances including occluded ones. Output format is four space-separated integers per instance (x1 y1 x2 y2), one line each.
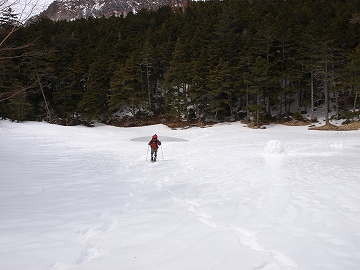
151 148 158 161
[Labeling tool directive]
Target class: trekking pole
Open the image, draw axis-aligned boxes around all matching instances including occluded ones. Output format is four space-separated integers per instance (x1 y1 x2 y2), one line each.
146 146 149 161
160 144 164 159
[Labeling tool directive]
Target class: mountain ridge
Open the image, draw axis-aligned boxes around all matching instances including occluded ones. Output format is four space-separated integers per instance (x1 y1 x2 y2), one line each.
39 0 188 21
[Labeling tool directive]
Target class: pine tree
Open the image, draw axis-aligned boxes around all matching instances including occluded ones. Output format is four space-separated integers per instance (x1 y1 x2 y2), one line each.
188 46 210 123
344 45 360 112
207 58 234 120
243 56 270 127
80 53 112 121
0 9 39 120
0 7 18 27
49 26 83 119
163 37 190 120
138 40 156 112
109 52 144 120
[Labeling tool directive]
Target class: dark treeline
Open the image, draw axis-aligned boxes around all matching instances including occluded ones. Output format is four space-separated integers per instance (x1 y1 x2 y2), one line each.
1 0 360 126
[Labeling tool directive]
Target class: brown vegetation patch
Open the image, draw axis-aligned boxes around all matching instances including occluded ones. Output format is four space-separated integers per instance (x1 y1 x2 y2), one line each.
108 115 213 129
167 120 214 129
108 117 155 127
308 122 360 131
282 120 309 126
51 118 94 127
242 119 270 129
342 121 360 130
246 122 263 129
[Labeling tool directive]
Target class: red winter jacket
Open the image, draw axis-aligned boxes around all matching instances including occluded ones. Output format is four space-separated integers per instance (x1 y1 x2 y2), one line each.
148 139 161 149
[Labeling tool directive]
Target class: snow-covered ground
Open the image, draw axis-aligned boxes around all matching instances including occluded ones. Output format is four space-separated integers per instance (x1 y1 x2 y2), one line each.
1 120 360 270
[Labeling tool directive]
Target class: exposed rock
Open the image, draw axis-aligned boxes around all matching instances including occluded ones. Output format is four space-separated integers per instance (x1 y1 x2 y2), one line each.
39 0 187 21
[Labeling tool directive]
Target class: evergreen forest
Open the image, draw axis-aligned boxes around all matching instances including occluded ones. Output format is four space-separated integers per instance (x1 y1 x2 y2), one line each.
1 0 360 127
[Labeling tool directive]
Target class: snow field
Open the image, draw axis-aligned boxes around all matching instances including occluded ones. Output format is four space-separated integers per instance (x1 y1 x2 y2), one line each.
1 120 360 269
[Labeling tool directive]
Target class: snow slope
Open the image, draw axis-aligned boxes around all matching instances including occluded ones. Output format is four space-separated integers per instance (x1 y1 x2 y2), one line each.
1 120 360 270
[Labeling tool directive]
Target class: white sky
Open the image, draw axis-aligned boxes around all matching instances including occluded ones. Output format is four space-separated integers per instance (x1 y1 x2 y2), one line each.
3 0 53 21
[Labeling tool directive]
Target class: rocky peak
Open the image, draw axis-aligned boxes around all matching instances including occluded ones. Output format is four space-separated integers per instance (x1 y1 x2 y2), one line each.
39 0 188 21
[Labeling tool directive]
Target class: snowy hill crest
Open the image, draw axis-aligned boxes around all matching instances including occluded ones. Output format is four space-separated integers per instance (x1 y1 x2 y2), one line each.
40 0 187 21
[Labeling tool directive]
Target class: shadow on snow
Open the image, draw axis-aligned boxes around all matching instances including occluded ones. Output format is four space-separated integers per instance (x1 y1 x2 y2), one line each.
130 136 188 142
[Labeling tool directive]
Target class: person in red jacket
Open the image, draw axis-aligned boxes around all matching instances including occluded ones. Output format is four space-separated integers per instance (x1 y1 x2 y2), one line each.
148 134 161 162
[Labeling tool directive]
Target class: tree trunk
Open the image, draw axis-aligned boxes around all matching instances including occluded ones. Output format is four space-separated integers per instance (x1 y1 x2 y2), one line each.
310 71 314 120
278 93 283 119
266 96 270 116
256 92 260 126
335 91 339 119
246 85 250 122
353 92 358 112
324 53 330 125
324 81 329 125
146 66 151 107
35 65 51 122
297 80 301 112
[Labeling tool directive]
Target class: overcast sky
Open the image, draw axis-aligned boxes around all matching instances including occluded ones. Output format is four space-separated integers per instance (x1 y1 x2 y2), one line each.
7 0 53 20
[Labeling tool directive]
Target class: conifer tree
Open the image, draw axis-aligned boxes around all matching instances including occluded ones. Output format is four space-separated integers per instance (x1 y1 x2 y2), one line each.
0 8 38 120
49 26 84 119
163 37 190 119
188 46 210 123
298 19 323 121
109 52 144 120
243 56 270 127
342 45 360 113
207 58 234 120
138 40 157 112
313 40 338 125
80 54 112 121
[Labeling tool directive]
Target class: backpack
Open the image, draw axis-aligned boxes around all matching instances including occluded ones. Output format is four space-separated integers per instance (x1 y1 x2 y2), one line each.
151 139 157 149
149 139 156 149
150 139 161 149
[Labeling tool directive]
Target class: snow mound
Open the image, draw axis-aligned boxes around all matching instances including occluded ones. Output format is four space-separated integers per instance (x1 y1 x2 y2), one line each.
264 140 284 154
